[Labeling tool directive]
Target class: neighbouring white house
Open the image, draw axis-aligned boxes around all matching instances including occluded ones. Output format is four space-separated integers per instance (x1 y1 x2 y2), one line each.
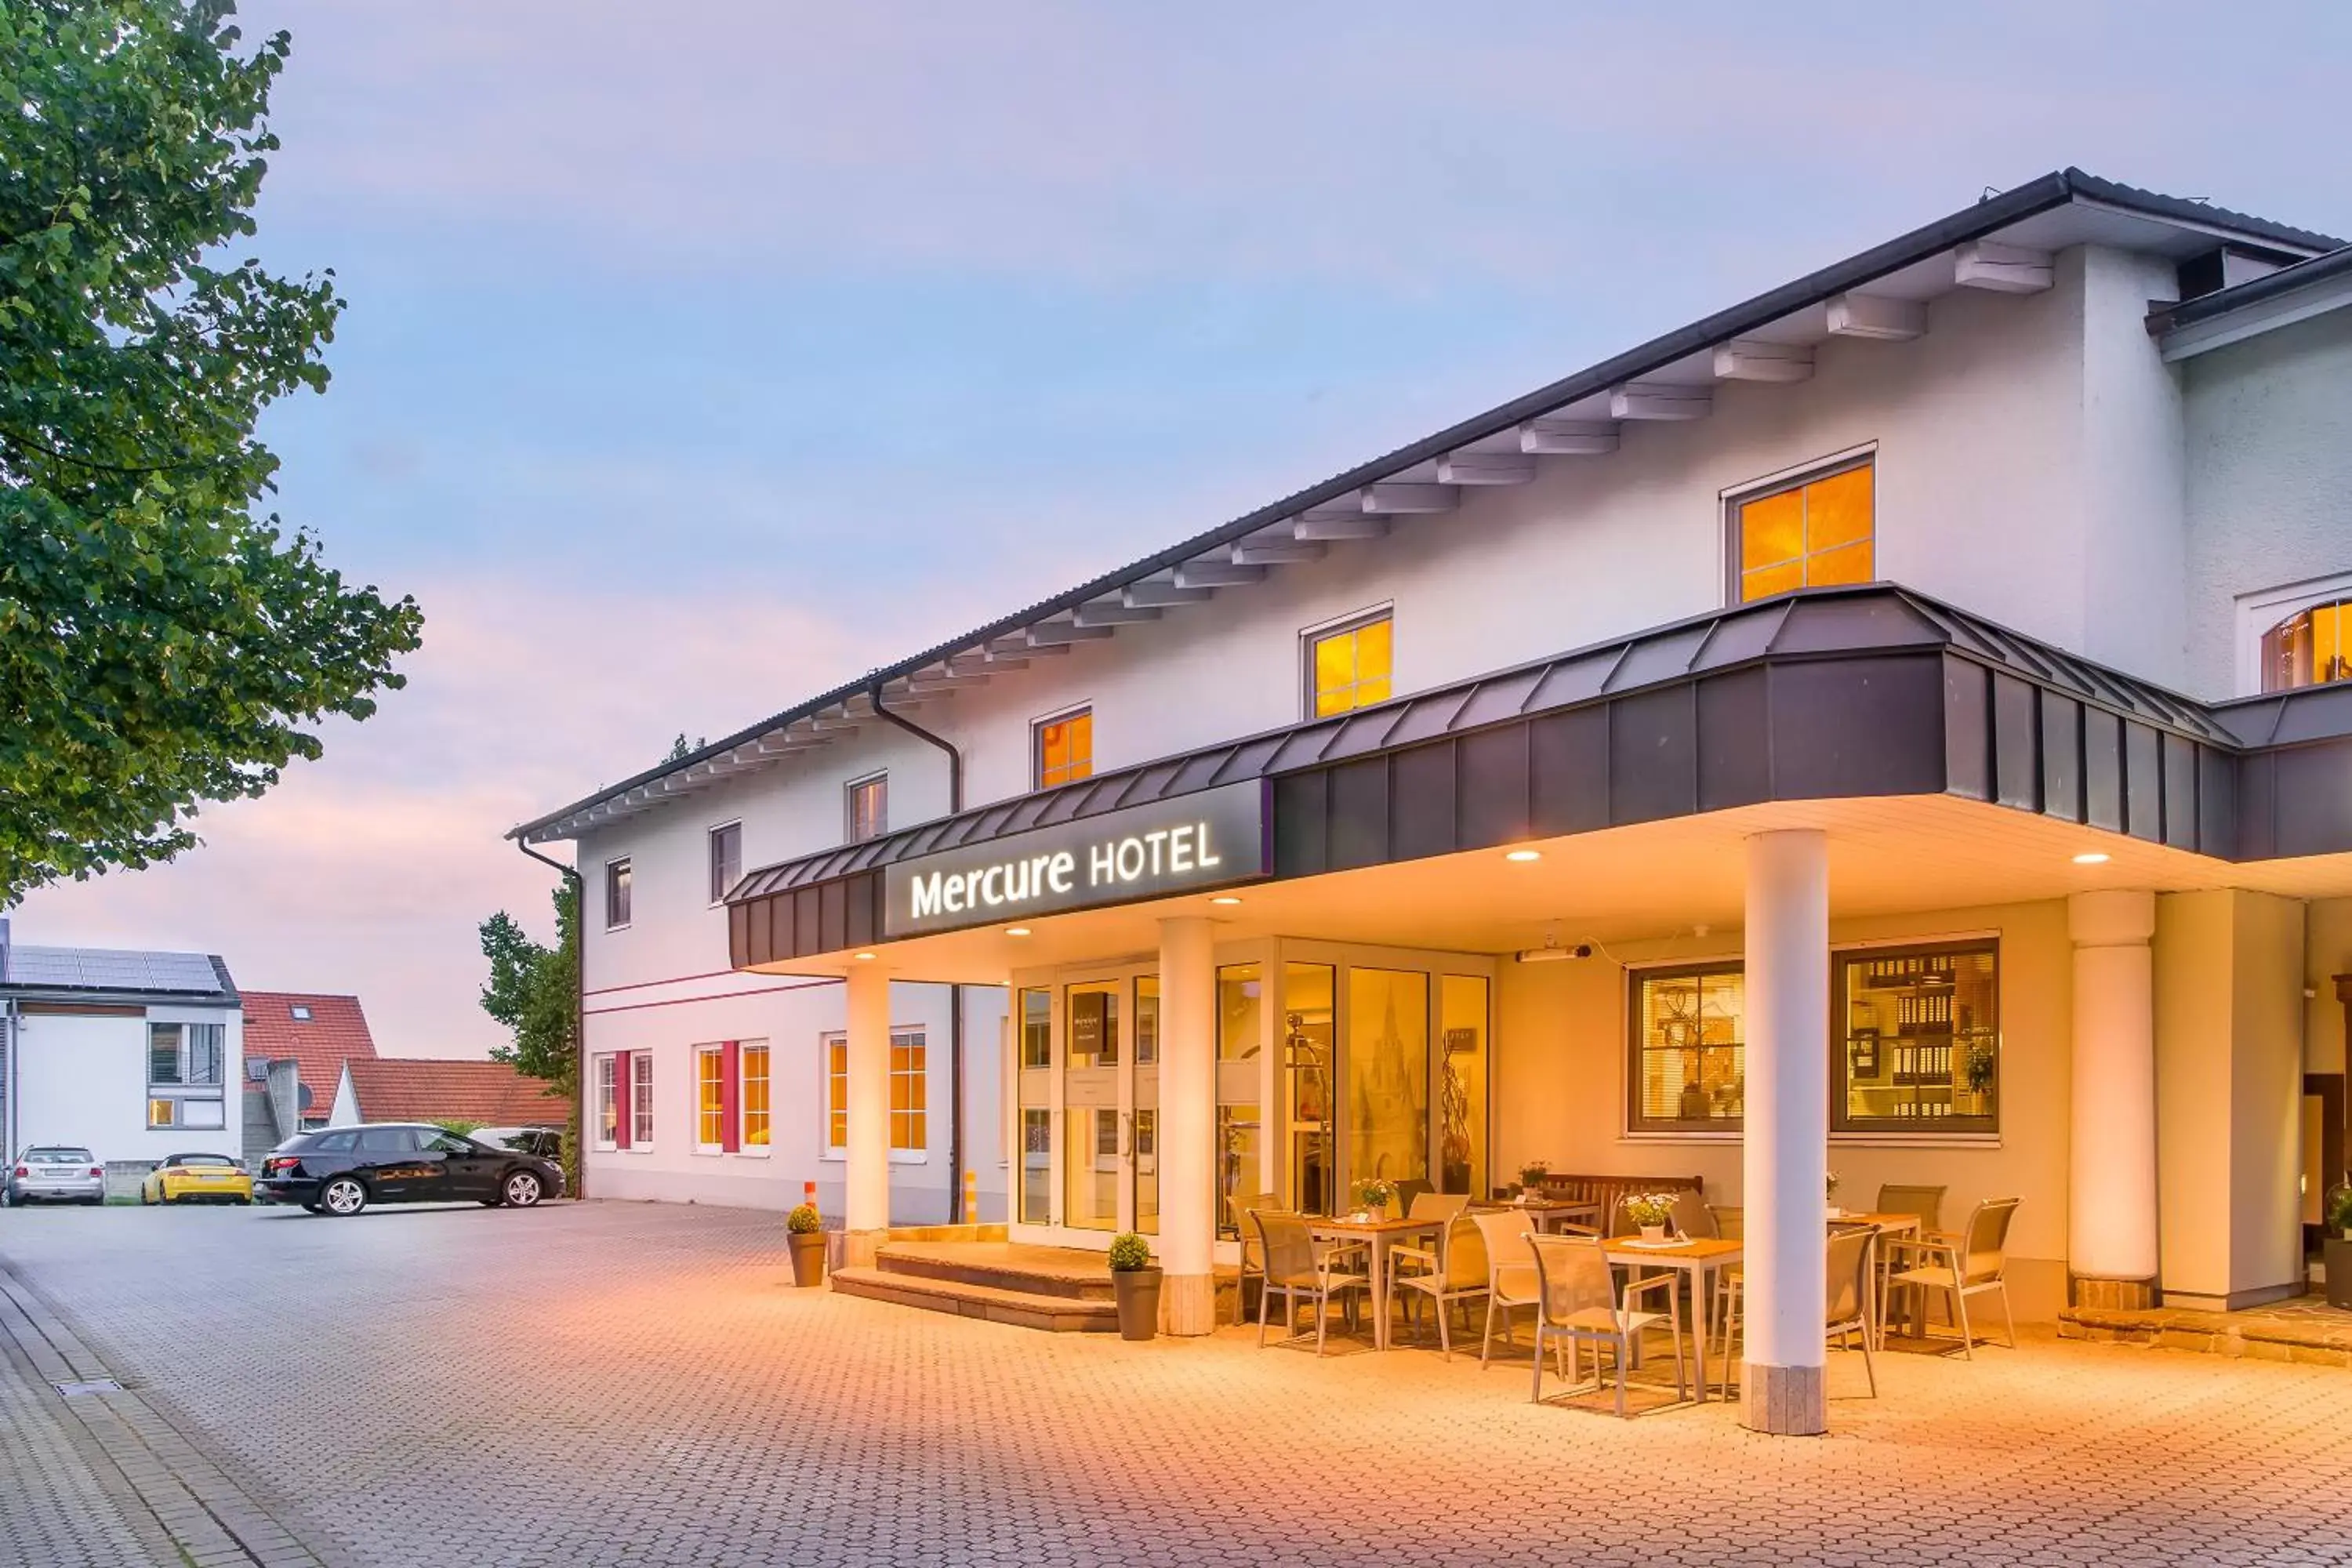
511 169 2352 1436
0 920 245 1174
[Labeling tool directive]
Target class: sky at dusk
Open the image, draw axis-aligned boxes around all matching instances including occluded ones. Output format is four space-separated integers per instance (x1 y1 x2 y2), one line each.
20 1 2352 1057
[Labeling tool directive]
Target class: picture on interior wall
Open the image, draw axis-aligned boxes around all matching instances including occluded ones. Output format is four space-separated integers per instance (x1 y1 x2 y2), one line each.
1439 1025 1477 1195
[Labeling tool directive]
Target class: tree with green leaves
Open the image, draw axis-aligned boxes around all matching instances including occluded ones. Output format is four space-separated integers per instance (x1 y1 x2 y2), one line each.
0 1 422 903
479 879 580 1187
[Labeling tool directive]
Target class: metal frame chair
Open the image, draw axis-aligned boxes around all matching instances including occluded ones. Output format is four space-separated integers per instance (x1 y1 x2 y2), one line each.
1883 1197 2022 1358
1229 1191 1276 1316
1526 1231 1684 1417
1389 1210 1490 1358
1252 1210 1367 1355
1471 1208 1541 1367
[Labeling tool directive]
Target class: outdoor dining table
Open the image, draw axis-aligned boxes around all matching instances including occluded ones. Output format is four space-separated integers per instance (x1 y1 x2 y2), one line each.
1306 1213 1441 1352
1470 1196 1602 1232
1599 1236 1744 1403
1829 1210 1923 1343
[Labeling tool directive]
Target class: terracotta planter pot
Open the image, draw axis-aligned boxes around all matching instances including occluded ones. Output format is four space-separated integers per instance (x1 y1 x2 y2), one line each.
2325 1236 2352 1311
788 1231 828 1288
1112 1266 1163 1341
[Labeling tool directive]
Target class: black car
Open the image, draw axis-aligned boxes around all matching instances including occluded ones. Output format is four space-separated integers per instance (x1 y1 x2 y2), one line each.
257 1123 565 1217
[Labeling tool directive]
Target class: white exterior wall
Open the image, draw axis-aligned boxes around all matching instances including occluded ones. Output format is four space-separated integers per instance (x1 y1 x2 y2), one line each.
13 1005 244 1166
2180 302 2352 699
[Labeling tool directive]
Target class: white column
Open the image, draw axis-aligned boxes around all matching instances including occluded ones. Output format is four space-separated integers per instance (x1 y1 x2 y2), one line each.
1158 916 1218 1334
1741 828 1829 1436
843 962 892 1268
2068 888 2158 1308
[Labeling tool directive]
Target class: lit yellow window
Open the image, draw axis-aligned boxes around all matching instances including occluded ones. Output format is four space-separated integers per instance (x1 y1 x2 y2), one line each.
891 1035 927 1152
696 1047 724 1148
2262 598 2352 692
827 1037 848 1152
1737 463 1874 603
740 1043 770 1148
1309 614 1392 717
1036 709 1092 789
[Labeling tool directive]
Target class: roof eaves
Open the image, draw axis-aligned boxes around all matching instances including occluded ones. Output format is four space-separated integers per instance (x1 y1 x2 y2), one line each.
514 169 2338 844
2145 242 2352 335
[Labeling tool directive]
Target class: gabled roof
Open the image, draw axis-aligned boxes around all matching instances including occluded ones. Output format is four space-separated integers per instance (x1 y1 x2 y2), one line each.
341 1059 568 1127
239 992 379 1109
0 944 236 1003
515 169 2342 847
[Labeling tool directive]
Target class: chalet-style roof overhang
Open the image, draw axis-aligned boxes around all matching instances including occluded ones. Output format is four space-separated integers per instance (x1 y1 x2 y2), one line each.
515 169 2343 848
723 585 2352 965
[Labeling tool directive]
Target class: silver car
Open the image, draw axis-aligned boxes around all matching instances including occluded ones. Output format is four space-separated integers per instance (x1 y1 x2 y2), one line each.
5 1146 107 1207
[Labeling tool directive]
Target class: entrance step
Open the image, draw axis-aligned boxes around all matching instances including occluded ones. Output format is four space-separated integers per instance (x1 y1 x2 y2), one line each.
871 1241 1114 1301
883 1221 1009 1243
829 1265 1120 1333
2060 1292 2352 1367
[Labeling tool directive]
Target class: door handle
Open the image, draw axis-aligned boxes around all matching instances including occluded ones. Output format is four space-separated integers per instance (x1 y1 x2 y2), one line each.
1120 1112 1132 1160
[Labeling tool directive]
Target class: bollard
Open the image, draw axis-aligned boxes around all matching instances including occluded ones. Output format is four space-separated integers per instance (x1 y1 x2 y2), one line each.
964 1169 979 1225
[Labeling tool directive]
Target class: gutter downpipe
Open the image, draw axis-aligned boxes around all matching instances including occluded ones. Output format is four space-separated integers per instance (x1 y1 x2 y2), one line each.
869 685 967 1227
513 837 586 1200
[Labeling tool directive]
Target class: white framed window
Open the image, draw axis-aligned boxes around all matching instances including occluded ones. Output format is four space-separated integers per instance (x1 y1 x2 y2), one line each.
630 1051 655 1148
593 1054 620 1149
604 856 633 930
708 822 742 905
695 1045 726 1152
1303 608 1392 718
1726 453 1875 604
1033 706 1094 789
740 1041 771 1153
821 1028 928 1159
148 1022 226 1129
845 773 887 843
2238 569 2352 695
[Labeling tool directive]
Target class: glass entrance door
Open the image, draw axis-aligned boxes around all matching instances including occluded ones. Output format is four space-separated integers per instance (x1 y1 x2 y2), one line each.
1063 980 1121 1232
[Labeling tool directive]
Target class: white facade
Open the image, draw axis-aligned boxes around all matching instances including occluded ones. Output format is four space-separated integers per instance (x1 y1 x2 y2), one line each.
1 939 245 1171
528 173 2352 1408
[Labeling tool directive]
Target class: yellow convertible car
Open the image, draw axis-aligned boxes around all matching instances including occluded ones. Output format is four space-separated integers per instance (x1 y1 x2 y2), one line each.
140 1152 254 1205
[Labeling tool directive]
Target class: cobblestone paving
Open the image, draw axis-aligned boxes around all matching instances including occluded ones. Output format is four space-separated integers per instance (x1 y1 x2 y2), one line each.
5 1200 2351 1566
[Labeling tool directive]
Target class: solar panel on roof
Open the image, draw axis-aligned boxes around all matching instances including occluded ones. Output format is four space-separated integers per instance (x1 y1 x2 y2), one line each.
5 945 225 993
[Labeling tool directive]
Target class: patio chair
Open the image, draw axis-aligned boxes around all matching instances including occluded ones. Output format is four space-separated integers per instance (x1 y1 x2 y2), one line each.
1391 1178 1434 1217
1229 1192 1276 1316
1704 1204 1744 1374
1388 1191 1474 1283
1391 1211 1490 1358
1526 1232 1685 1417
1472 1208 1541 1367
1872 1184 1947 1341
1824 1224 1879 1398
1253 1210 1368 1356
1883 1197 2022 1359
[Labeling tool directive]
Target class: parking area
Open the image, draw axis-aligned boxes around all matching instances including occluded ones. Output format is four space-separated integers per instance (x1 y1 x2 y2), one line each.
4 1200 2352 1566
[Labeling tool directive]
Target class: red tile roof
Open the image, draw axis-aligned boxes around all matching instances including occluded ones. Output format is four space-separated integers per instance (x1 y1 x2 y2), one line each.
240 992 379 1115
343 1058 568 1127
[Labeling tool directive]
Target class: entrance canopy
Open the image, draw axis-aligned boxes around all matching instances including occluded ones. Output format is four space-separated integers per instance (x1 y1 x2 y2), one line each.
724 584 2352 982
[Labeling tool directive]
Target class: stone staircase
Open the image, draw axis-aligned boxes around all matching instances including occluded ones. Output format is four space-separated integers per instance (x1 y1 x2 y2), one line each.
830 1240 1122 1333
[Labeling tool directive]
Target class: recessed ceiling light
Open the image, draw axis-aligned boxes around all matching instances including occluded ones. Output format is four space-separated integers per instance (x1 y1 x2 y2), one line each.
2071 851 2111 866
1210 895 1242 906
1005 927 1032 937
1504 848 1542 863
853 951 877 961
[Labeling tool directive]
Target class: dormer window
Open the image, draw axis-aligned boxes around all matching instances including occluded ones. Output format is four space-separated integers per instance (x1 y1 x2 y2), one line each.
1732 459 1875 603
2261 597 2351 692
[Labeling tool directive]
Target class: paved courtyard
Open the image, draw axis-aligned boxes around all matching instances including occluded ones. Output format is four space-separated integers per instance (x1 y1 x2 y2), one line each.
4 1200 2350 1567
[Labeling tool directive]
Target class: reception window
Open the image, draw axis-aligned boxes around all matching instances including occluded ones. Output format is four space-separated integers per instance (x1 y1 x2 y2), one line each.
2261 597 2352 691
1627 964 1745 1134
1835 941 1999 1134
1733 460 1874 603
1308 612 1392 718
1035 708 1094 789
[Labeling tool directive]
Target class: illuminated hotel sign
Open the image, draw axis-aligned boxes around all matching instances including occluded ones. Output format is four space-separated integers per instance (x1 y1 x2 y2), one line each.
883 779 1269 938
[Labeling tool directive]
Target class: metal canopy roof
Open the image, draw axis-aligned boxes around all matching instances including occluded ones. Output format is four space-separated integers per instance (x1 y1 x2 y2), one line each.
728 583 2245 902
517 169 2341 846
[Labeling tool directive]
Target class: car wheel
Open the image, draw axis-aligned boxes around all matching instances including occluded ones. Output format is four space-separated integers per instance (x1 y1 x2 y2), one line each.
500 1171 546 1209
318 1177 368 1217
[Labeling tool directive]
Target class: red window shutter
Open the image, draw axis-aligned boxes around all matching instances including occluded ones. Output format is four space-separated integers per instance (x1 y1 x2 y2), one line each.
613 1052 633 1150
720 1041 742 1153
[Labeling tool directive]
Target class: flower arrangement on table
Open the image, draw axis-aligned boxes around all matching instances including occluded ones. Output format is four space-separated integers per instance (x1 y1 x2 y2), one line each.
1620 1191 1682 1239
1516 1160 1551 1197
1352 1178 1395 1218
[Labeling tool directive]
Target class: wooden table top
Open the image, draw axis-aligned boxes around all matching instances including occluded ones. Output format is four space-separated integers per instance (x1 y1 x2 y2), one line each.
1473 1197 1599 1214
1599 1236 1744 1264
1829 1210 1924 1231
1308 1213 1442 1234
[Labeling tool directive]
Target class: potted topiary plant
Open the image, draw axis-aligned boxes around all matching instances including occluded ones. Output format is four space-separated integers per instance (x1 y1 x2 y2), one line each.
1517 1160 1551 1201
2325 1184 2352 1310
1106 1231 1160 1340
786 1203 827 1287
1621 1191 1680 1243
